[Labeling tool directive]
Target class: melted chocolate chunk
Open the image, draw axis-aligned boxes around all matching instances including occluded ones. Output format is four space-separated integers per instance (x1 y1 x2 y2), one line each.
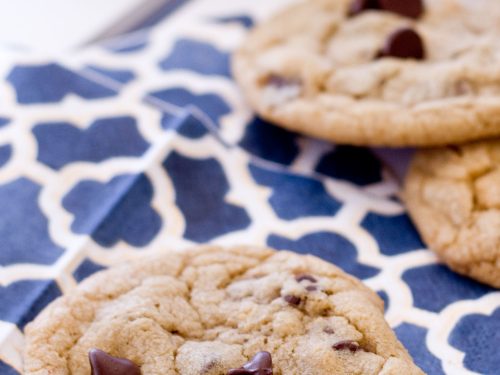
265 74 301 89
349 0 423 19
227 351 273 375
378 28 425 60
202 359 218 372
379 0 423 19
295 274 317 283
348 0 379 17
89 349 141 375
305 285 318 292
332 340 360 353
283 295 301 306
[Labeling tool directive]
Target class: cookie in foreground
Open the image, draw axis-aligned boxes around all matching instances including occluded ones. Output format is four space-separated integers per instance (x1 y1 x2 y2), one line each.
233 0 500 147
24 246 423 374
404 140 500 288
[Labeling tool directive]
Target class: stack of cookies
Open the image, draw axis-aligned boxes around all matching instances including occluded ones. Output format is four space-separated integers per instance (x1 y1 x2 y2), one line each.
233 0 500 289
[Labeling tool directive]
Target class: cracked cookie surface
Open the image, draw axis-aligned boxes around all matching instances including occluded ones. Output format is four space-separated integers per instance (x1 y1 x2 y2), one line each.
24 246 423 374
404 141 500 287
233 0 500 146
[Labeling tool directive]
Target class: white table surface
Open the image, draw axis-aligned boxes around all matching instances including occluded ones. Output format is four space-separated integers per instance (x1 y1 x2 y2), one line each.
0 0 152 53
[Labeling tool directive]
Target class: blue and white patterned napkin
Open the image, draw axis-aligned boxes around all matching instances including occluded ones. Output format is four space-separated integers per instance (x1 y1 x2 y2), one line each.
0 1 498 374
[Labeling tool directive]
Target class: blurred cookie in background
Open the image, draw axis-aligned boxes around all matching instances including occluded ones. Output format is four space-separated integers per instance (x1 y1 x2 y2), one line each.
404 139 500 287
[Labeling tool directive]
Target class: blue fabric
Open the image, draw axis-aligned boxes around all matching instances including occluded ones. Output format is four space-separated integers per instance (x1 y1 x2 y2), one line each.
0 279 61 329
395 323 445 375
0 145 12 167
7 63 116 104
84 65 136 84
250 165 342 220
240 117 300 165
73 258 106 282
377 291 389 312
361 213 425 255
0 360 20 375
315 146 382 185
268 232 379 279
449 308 500 374
213 15 255 28
0 117 10 128
163 152 251 242
403 265 493 313
0 178 64 266
34 116 150 170
159 39 230 77
148 87 231 125
162 112 210 139
63 174 161 247
104 38 148 54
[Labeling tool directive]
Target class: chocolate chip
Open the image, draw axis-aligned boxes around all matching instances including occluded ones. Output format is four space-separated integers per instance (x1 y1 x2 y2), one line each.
202 359 217 372
323 327 335 334
227 351 273 375
283 295 301 306
305 285 318 292
448 145 464 157
265 74 301 89
379 0 423 19
453 80 472 96
295 274 317 283
348 0 379 17
89 349 141 375
378 28 425 60
332 340 360 353
349 0 424 18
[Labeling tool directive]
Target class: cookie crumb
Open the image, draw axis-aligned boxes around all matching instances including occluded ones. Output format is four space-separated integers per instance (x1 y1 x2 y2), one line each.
332 340 360 353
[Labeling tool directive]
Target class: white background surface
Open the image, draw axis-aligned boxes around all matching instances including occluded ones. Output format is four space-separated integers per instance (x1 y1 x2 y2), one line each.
0 0 146 52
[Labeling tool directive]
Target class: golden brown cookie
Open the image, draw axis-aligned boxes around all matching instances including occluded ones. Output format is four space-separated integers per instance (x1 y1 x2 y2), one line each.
24 246 423 374
234 0 500 146
404 140 500 287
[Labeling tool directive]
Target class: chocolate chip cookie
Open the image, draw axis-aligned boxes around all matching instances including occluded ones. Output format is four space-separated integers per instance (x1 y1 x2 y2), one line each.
404 140 500 287
234 0 500 146
24 246 423 374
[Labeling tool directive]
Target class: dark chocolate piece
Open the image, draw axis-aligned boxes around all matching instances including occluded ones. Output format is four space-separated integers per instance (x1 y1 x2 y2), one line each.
202 359 218 372
265 74 301 89
89 349 141 375
283 295 301 306
378 27 425 60
295 274 317 283
332 340 360 353
379 0 423 19
348 0 379 17
227 351 273 375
